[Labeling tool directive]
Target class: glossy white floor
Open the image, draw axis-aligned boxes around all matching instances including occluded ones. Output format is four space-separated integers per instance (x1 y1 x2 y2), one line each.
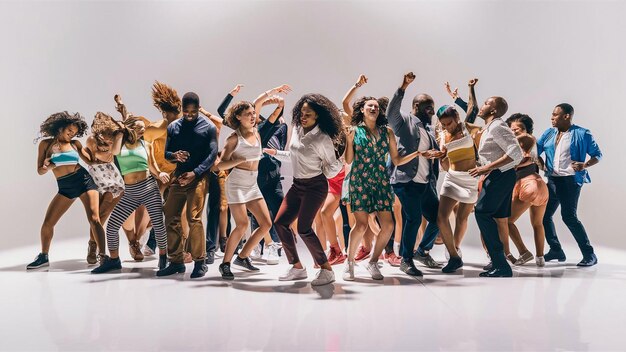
1 238 624 352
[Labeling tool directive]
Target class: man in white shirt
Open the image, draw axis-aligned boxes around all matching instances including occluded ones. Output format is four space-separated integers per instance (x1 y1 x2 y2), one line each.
469 96 523 277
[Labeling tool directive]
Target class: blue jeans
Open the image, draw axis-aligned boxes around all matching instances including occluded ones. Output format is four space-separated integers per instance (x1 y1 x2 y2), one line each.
543 176 594 256
393 181 440 260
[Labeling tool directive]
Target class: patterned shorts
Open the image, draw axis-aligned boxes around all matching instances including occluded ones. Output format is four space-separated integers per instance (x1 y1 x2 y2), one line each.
88 163 125 198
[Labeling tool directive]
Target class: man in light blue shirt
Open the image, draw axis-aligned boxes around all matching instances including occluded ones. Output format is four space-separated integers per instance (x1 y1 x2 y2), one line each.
536 103 602 267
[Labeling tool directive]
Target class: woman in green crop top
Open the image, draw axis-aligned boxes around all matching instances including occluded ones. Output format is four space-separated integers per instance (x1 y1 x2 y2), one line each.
92 115 171 274
28 112 108 270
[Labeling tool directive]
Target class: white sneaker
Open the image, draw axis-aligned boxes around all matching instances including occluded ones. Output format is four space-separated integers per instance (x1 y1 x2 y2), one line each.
457 247 463 259
266 243 280 265
142 245 155 257
365 261 384 280
250 244 262 260
536 256 545 267
279 266 308 281
311 268 335 286
393 241 400 257
342 260 355 281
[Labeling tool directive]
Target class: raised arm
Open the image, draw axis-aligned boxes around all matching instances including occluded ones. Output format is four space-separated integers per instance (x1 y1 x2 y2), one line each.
217 84 243 118
199 106 223 133
253 84 292 119
114 94 130 121
465 78 479 123
342 75 367 121
388 72 415 131
387 127 420 165
258 96 285 146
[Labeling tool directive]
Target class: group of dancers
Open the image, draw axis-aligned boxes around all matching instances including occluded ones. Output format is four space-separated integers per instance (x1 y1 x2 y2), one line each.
28 72 602 285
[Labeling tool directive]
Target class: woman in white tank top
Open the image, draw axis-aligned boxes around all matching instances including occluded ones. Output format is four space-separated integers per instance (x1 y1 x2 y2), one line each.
215 93 287 280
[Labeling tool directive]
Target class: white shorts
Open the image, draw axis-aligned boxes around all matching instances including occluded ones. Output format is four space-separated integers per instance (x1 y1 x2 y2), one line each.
88 162 125 198
225 168 264 204
440 170 479 204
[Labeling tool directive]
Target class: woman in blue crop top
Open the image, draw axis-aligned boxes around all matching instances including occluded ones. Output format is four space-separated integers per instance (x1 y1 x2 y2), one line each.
28 111 107 270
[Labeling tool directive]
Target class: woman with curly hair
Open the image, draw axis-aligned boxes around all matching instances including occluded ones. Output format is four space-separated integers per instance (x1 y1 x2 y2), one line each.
265 93 345 286
505 114 549 267
83 111 126 264
28 112 107 269
91 113 171 274
216 87 288 280
342 78 421 281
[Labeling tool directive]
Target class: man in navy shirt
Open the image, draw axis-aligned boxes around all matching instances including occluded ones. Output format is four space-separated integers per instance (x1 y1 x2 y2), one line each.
157 92 218 278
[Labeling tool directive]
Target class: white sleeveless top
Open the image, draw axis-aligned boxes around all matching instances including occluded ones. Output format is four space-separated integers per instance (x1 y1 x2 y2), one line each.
232 129 262 162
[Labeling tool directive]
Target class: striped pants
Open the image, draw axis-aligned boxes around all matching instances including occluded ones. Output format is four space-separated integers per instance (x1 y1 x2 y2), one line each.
106 176 167 252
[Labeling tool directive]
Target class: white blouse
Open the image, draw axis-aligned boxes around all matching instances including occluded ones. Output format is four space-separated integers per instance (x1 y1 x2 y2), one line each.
277 125 343 179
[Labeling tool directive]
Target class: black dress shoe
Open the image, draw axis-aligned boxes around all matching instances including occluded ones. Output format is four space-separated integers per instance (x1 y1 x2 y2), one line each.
219 262 235 280
442 256 463 273
205 250 215 265
544 249 566 262
233 256 260 271
156 262 186 277
400 259 423 277
479 267 513 277
91 256 122 274
483 262 493 271
190 260 208 279
158 254 168 270
577 253 598 267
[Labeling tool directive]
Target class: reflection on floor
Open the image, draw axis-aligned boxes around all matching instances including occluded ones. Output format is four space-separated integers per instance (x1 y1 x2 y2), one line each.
1 238 624 351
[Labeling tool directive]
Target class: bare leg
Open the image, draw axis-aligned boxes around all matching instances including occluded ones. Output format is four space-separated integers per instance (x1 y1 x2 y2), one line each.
240 199 272 258
321 193 341 249
453 203 474 248
370 211 394 261
392 195 403 244
78 190 106 255
40 194 75 253
495 217 512 257
436 196 460 257
508 198 532 255
529 204 547 257
347 212 370 261
314 210 327 251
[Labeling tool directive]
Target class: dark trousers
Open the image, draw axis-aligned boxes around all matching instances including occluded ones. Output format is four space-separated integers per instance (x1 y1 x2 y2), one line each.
474 169 516 269
339 203 350 252
205 172 221 252
393 181 440 260
274 174 329 266
250 178 284 243
543 175 594 256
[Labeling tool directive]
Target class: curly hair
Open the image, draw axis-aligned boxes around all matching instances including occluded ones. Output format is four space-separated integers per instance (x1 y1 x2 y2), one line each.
91 112 123 145
351 96 388 127
226 101 253 130
152 81 181 114
506 113 534 135
292 94 343 140
37 111 88 142
120 115 142 145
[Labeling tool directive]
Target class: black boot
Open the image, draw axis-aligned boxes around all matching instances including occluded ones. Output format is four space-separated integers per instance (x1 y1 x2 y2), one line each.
156 262 186 277
205 249 215 265
442 256 463 273
190 260 208 279
544 248 567 262
233 256 260 271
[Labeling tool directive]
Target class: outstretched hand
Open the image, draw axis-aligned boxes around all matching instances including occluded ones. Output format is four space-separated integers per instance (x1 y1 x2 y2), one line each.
230 84 244 96
445 82 459 100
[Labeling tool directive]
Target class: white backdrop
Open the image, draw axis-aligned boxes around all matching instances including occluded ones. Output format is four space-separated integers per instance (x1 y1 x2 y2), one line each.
1 0 623 251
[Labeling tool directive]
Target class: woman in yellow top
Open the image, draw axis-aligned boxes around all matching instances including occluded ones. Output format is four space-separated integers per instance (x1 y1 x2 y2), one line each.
432 78 482 272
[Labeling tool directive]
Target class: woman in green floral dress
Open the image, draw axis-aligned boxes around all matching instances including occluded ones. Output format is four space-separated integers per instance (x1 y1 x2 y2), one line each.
343 95 421 281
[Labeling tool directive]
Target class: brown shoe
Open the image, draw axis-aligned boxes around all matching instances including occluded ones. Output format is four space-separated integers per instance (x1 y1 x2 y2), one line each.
87 240 98 265
129 240 144 262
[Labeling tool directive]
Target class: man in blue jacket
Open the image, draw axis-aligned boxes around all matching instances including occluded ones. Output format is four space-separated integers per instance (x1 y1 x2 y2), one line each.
536 103 602 267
